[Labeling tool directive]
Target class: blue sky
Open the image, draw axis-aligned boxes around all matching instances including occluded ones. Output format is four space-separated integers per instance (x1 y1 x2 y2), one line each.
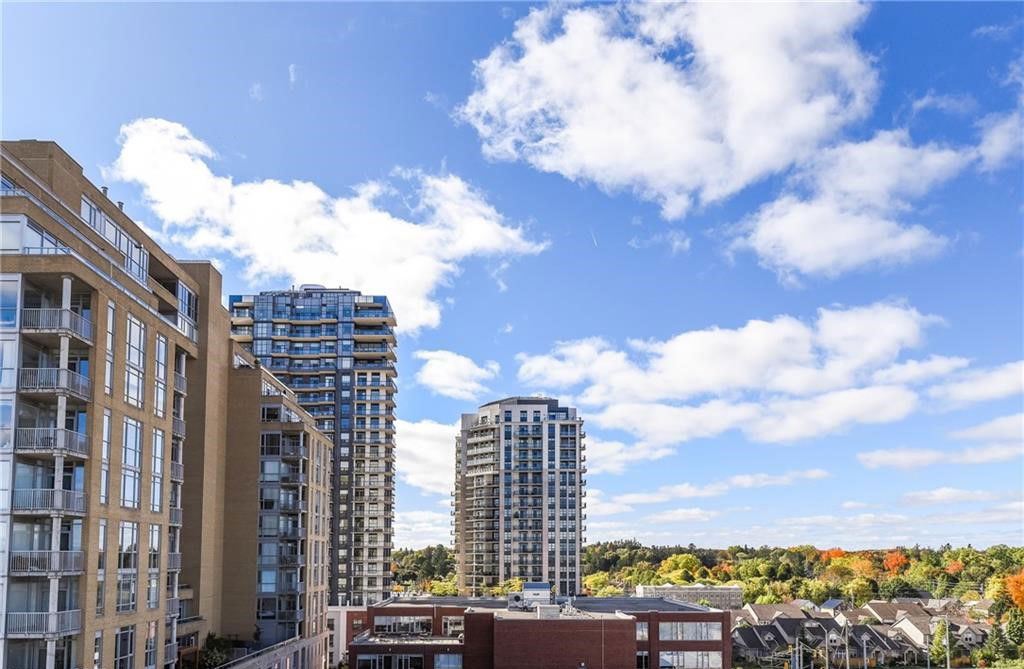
3 2 1022 550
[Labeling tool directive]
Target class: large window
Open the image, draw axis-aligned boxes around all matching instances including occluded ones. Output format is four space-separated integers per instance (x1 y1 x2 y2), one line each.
93 631 104 669
659 622 722 641
96 519 107 616
150 429 164 512
149 524 161 570
124 314 146 407
100 411 111 505
636 652 650 669
144 621 157 669
373 616 432 635
117 522 138 613
114 625 135 669
637 621 649 641
154 334 167 418
105 301 115 395
659 652 723 669
435 656 462 669
121 418 141 508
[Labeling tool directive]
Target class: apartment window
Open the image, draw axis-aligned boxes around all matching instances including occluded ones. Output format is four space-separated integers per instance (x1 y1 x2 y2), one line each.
658 652 722 669
105 301 115 395
147 573 160 609
93 631 104 669
637 621 649 641
114 625 135 669
149 524 161 570
154 334 168 418
96 518 108 615
659 622 722 641
150 429 164 512
435 656 463 669
637 652 651 669
144 621 157 669
117 521 139 612
101 410 112 505
124 314 146 407
121 417 141 508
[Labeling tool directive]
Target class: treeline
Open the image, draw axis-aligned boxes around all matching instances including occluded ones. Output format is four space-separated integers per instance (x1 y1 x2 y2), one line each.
389 541 1024 615
581 540 1024 610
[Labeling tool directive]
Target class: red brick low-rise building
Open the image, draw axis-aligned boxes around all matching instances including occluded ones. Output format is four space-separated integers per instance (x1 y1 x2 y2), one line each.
346 596 731 669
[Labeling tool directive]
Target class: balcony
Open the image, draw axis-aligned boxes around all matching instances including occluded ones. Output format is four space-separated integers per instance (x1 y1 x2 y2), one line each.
166 597 180 618
11 489 86 515
18 368 90 401
280 443 307 459
167 552 182 570
170 461 184 481
164 642 179 663
9 550 85 575
278 472 307 486
172 417 186 438
278 526 307 539
20 308 94 344
15 427 89 459
174 372 187 395
5 609 82 638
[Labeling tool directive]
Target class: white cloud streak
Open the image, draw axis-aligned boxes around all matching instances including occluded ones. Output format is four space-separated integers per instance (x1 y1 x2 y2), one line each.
413 350 500 401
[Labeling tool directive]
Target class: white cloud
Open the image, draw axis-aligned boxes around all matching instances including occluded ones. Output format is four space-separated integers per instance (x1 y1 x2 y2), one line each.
647 507 719 524
394 510 451 549
910 91 977 117
459 3 876 219
904 487 997 505
976 109 1023 172
584 435 674 475
627 229 691 255
841 501 869 510
585 488 634 517
249 82 264 101
927 360 1024 407
872 355 971 385
950 413 1024 442
614 468 828 506
413 350 500 401
288 64 298 87
394 418 457 496
972 17 1023 41
857 443 1023 470
108 118 547 331
518 301 953 456
731 130 969 280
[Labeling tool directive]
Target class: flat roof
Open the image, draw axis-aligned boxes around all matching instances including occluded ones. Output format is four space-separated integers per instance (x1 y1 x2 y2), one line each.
488 608 630 621
571 597 710 613
377 597 508 609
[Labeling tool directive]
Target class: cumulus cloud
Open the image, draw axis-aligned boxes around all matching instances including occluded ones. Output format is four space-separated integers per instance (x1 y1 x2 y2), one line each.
857 443 1023 470
107 118 547 331
903 487 997 505
647 507 720 524
927 361 1024 407
731 130 970 280
413 350 500 401
394 510 452 549
459 3 875 219
394 418 458 496
517 301 954 462
613 469 828 506
950 413 1024 442
872 355 971 385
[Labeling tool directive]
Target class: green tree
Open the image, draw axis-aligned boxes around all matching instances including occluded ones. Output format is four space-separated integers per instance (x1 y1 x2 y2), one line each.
428 574 458 596
583 571 611 593
488 578 524 596
984 626 1013 661
843 577 876 606
931 619 949 665
798 579 833 604
595 585 625 597
1007 609 1024 646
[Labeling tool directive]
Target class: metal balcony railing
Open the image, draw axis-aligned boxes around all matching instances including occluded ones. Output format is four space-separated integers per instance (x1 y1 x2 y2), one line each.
167 552 182 570
174 372 187 394
9 550 85 574
169 507 183 525
15 427 89 458
172 417 186 438
5 609 82 637
21 308 94 343
164 642 179 662
170 461 184 481
165 597 180 618
11 489 87 514
18 368 91 399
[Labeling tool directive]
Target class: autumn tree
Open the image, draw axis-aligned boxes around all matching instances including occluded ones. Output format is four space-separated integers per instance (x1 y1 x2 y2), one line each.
1007 569 1024 610
884 551 909 573
931 619 949 665
1006 608 1024 645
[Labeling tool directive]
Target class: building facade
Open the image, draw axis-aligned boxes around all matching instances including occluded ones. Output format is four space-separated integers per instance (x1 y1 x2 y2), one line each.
453 397 586 597
345 596 732 669
1 141 197 669
635 584 744 610
229 288 396 607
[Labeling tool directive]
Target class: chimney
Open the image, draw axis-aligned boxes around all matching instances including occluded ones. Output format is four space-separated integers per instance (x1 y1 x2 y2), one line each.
117 202 124 210
100 186 109 196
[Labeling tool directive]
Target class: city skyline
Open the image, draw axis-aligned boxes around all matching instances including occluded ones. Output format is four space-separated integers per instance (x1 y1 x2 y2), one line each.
2 2 1021 552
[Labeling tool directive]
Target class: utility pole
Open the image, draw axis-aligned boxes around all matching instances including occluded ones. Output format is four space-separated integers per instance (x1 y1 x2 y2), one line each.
845 625 851 669
944 615 951 669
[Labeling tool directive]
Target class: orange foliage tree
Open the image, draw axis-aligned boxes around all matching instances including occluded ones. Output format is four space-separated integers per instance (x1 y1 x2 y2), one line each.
884 551 909 573
945 560 964 575
820 549 846 562
1007 568 1024 610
